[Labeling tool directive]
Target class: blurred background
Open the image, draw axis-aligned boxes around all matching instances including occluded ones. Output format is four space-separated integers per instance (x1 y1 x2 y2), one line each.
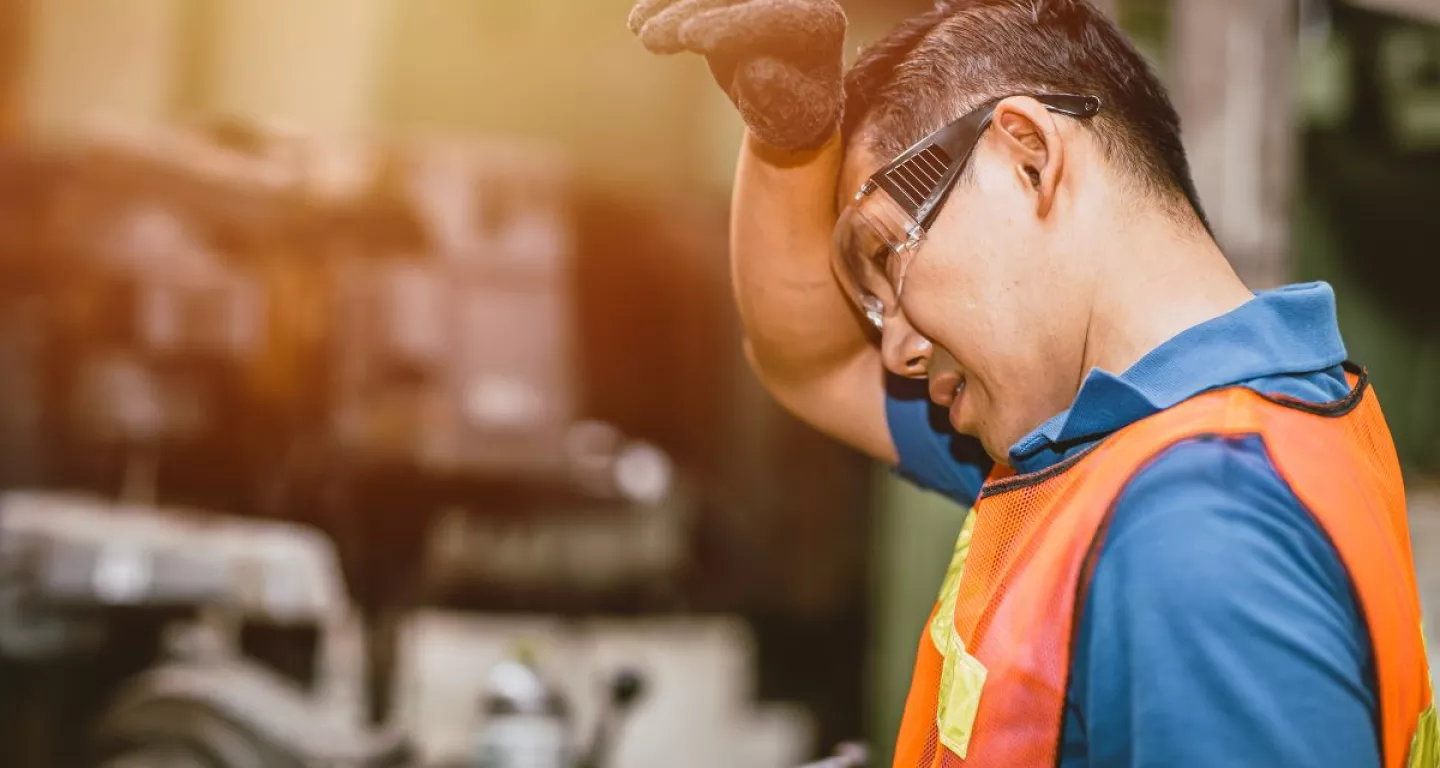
0 0 1436 767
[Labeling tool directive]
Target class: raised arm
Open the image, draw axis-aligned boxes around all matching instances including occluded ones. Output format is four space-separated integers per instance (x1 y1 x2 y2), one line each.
629 0 896 462
731 134 895 462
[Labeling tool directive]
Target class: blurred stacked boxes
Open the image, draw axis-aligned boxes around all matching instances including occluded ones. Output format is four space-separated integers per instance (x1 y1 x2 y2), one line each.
334 137 577 478
0 121 588 484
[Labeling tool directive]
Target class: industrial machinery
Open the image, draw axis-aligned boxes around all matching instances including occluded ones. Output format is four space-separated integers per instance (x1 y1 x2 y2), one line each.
0 122 713 768
0 118 870 766
0 120 696 595
0 491 408 767
0 491 695 768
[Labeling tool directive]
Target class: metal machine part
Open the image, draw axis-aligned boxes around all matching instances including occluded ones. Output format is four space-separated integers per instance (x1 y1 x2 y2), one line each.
393 615 816 768
418 420 689 600
475 649 572 768
0 491 348 621
576 668 647 768
0 490 401 768
421 491 689 598
92 659 412 768
0 490 370 719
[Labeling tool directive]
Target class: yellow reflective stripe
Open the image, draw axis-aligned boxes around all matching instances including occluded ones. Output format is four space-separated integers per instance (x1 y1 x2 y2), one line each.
1412 619 1438 768
937 630 987 758
929 512 977 653
1409 705 1439 768
927 513 986 759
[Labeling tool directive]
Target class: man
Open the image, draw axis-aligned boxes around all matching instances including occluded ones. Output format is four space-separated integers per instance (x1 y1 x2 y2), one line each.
629 0 1437 766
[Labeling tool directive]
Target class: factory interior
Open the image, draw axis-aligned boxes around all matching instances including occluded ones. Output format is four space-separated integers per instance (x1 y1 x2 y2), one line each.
0 0 1437 766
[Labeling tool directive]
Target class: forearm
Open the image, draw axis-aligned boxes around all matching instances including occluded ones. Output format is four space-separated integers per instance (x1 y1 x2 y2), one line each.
729 130 895 462
730 130 871 384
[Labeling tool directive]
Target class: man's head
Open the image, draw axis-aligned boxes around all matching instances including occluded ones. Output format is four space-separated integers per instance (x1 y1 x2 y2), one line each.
835 0 1210 461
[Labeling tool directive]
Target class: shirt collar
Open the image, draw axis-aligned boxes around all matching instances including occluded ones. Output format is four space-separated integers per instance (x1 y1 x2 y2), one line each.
1007 282 1348 473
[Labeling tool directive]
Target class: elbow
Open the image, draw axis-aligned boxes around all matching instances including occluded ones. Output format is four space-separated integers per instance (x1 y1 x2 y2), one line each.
742 339 780 393
742 339 811 415
741 337 857 418
742 339 799 397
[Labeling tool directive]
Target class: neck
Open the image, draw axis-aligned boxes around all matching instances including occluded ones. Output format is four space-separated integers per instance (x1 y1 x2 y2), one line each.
1077 209 1254 384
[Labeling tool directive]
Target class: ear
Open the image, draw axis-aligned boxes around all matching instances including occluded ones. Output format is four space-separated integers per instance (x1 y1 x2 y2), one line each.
990 96 1067 220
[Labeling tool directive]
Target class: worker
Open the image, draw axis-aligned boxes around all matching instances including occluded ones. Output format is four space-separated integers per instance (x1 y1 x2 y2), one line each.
629 0 1439 766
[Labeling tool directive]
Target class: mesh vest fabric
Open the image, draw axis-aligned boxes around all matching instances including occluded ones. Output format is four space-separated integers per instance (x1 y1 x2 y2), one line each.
892 370 1435 767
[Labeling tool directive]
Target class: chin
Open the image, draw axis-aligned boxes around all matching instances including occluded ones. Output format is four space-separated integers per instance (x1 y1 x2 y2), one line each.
978 437 1009 468
951 402 1004 465
972 418 1019 469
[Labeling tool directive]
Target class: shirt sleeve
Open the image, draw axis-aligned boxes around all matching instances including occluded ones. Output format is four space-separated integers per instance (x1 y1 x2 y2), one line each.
1066 435 1380 768
885 375 992 508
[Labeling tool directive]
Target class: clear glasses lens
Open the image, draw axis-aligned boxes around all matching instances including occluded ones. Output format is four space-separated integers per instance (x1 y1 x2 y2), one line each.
832 188 923 332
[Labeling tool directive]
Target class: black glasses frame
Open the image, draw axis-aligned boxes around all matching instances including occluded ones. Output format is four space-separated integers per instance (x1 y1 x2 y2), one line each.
867 93 1103 234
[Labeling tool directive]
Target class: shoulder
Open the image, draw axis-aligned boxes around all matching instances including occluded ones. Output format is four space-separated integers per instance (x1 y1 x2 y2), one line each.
1066 435 1379 765
1097 433 1360 612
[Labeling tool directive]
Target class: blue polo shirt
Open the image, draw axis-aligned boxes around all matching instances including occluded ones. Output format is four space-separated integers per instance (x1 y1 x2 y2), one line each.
887 282 1380 767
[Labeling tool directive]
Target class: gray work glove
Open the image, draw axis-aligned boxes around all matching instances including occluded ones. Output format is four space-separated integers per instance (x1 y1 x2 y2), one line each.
628 0 847 152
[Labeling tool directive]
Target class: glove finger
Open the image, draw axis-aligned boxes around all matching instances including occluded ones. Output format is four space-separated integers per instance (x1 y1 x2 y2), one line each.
679 0 845 62
634 0 743 54
734 56 842 150
628 0 680 33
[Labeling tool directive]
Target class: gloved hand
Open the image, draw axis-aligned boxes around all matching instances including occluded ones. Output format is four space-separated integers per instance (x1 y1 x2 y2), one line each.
628 0 847 152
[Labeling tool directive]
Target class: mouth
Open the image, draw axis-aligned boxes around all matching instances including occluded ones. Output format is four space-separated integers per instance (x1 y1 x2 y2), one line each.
928 371 966 411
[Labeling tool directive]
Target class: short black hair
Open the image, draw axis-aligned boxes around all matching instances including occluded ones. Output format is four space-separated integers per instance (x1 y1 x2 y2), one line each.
843 0 1208 229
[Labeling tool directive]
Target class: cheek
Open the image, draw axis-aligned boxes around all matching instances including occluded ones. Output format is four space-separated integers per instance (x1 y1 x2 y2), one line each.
925 207 1039 337
901 190 1039 362
903 235 1005 339
899 261 999 378
905 259 1042 410
899 254 977 337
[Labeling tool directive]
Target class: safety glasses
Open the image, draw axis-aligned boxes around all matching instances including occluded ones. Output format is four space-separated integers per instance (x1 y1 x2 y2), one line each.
832 93 1102 332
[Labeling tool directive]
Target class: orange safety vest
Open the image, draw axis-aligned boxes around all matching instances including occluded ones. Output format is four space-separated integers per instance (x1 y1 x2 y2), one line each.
894 368 1439 767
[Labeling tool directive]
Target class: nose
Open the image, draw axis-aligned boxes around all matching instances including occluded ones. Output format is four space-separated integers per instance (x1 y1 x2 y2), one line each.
880 312 931 379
